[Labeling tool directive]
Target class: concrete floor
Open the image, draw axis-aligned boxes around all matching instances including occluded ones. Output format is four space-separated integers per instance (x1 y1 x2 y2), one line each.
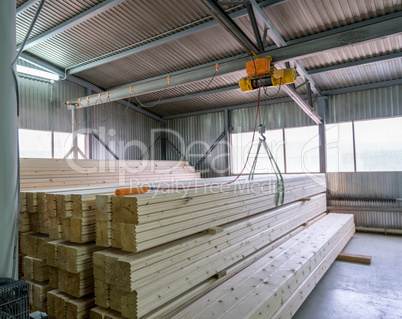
293 232 402 319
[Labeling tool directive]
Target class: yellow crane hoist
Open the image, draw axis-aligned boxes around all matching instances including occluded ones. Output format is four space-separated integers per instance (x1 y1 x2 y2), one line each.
238 56 297 92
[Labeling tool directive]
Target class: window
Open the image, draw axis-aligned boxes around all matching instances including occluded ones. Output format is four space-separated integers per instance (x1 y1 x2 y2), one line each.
54 132 86 159
19 129 87 159
354 117 402 172
326 122 354 172
285 126 319 173
231 129 285 175
19 129 52 158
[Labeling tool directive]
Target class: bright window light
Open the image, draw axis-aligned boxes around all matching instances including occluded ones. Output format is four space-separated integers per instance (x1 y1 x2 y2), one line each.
16 65 59 81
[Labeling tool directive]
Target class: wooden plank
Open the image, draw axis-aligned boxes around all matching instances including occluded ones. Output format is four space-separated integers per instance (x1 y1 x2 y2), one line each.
171 214 354 319
336 252 372 265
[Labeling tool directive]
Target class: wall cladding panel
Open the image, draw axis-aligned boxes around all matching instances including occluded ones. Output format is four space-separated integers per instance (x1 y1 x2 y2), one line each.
327 172 402 230
327 84 402 123
167 113 228 178
88 102 162 160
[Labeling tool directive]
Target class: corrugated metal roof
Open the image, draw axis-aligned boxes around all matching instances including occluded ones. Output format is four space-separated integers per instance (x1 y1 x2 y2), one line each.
301 36 402 70
23 0 245 69
148 84 293 117
16 0 103 44
16 0 402 116
311 58 402 90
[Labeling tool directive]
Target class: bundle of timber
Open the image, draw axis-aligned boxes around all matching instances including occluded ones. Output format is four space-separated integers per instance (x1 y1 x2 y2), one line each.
47 289 95 319
91 174 328 318
99 174 326 251
20 233 52 312
20 159 200 237
172 213 355 319
20 158 199 190
45 240 103 317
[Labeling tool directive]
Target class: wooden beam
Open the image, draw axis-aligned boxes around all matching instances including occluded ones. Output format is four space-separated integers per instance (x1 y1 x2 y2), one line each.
336 252 372 265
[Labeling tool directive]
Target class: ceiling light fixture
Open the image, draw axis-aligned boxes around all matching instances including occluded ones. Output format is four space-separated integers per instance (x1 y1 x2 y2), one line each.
16 65 60 81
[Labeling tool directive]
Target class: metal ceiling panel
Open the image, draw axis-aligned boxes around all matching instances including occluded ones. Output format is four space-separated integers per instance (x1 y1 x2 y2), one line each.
261 0 402 42
301 36 402 70
16 0 402 117
68 20 248 88
24 0 240 68
147 84 293 117
16 0 103 44
311 58 402 90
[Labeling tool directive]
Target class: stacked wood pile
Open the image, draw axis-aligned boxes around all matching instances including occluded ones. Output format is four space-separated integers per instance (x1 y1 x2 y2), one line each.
91 174 337 318
20 233 52 312
20 158 199 190
18 158 199 316
172 213 355 319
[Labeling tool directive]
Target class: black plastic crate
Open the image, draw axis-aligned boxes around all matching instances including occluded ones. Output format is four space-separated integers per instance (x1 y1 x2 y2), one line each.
0 278 29 319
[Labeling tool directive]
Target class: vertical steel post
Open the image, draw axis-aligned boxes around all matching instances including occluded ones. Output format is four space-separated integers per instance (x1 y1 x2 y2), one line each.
224 109 231 176
85 88 92 159
317 97 328 173
161 122 167 160
0 0 18 278
72 108 78 159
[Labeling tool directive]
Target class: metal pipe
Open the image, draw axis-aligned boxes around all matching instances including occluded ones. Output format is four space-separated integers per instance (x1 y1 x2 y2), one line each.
0 0 18 278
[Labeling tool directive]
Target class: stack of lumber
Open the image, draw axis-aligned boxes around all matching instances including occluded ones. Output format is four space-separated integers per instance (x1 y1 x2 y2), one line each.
20 158 199 190
19 158 200 236
47 290 95 319
172 213 355 319
45 239 101 318
17 158 200 317
92 174 329 318
20 233 52 312
97 174 325 251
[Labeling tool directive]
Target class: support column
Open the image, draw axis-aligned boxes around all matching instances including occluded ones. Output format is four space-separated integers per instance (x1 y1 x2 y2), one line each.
85 88 92 159
224 109 231 176
72 108 78 159
317 97 328 173
0 1 18 278
160 122 167 160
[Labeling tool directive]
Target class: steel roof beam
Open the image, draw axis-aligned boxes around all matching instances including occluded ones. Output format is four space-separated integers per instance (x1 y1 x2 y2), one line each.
141 52 402 105
321 78 402 95
164 96 301 119
308 51 402 74
164 78 402 120
143 53 402 106
68 0 287 74
193 0 259 53
17 0 127 51
249 0 321 96
19 52 165 123
16 0 39 16
66 13 402 117
246 2 265 52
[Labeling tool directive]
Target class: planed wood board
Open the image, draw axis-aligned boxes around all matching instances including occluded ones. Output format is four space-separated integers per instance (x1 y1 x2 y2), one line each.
177 214 354 319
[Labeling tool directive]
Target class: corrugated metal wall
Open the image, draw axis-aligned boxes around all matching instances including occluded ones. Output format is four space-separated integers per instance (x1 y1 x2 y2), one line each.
18 75 86 132
17 63 161 160
231 100 316 132
327 173 402 230
87 102 162 160
327 85 402 123
166 113 228 178
167 85 402 230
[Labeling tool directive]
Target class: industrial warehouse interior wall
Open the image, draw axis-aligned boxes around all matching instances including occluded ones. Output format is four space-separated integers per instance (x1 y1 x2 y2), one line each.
327 173 402 230
88 102 162 160
327 85 402 123
230 100 316 132
17 60 161 161
166 113 228 178
18 75 86 132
